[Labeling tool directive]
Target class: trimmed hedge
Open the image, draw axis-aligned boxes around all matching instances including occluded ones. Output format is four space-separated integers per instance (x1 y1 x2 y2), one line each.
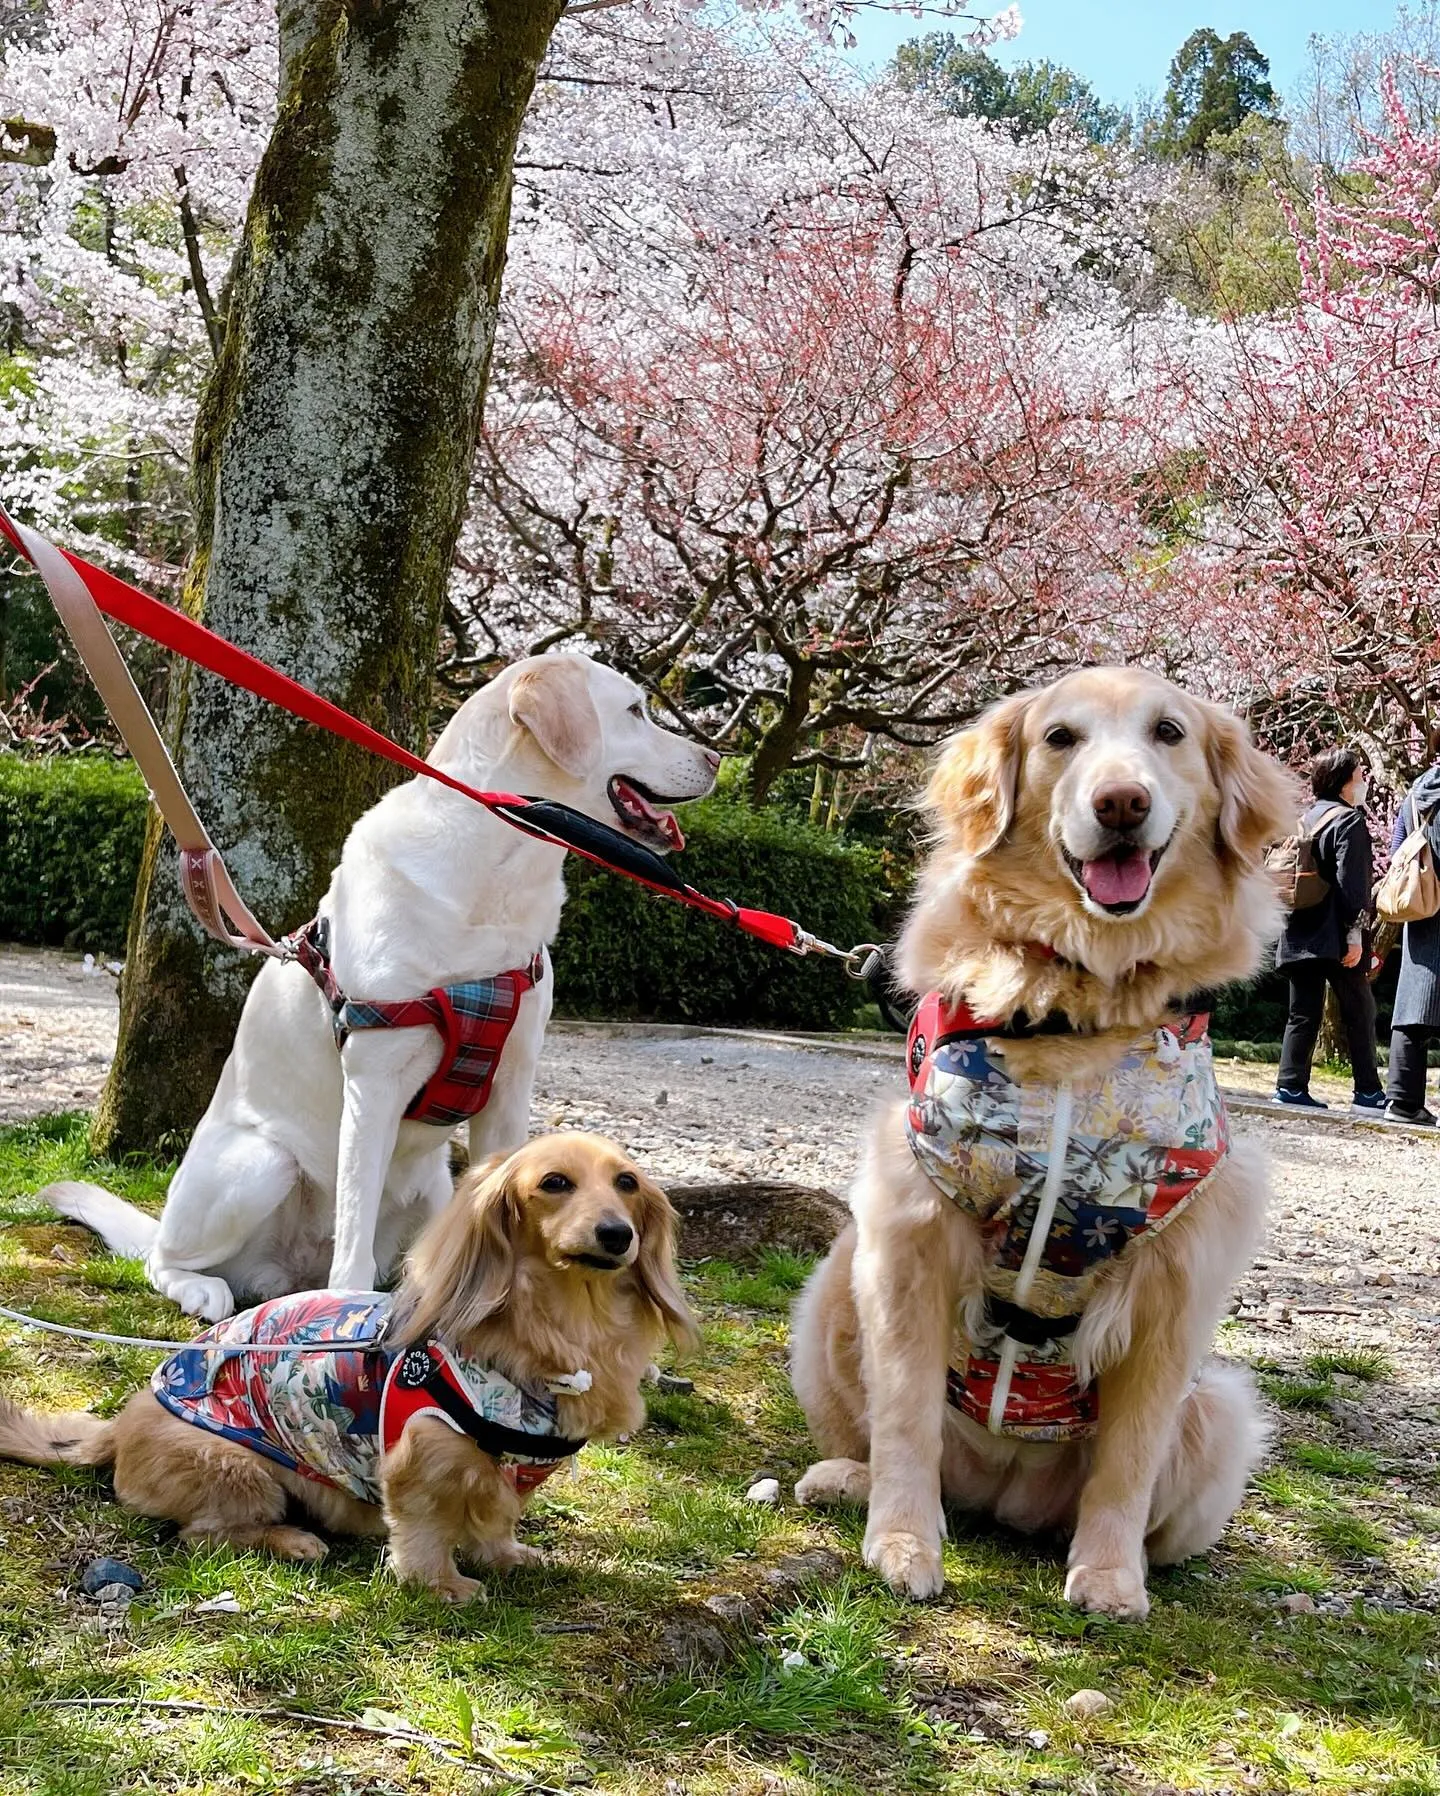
0 754 146 952
551 799 881 1031
0 756 881 1028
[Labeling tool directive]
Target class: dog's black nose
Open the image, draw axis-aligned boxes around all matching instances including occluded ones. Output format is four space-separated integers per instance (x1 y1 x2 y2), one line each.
1092 782 1151 832
595 1217 634 1256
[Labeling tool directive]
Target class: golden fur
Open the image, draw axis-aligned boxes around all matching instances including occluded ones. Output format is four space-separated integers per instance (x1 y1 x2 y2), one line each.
790 666 1297 1619
0 1134 695 1603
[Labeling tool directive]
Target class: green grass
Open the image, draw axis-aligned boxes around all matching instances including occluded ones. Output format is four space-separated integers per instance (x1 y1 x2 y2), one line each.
1 1114 1438 1794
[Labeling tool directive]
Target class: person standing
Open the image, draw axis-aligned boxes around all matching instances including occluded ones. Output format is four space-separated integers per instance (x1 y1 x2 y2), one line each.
1385 732 1440 1126
1274 747 1383 1113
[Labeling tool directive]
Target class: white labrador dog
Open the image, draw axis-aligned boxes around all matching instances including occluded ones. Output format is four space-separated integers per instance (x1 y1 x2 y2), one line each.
48 655 718 1320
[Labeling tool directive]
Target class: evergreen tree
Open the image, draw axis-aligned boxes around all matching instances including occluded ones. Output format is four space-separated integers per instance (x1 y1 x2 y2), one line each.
1156 28 1280 163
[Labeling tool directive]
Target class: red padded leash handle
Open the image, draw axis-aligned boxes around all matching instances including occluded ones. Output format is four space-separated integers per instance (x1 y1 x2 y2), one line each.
0 509 807 956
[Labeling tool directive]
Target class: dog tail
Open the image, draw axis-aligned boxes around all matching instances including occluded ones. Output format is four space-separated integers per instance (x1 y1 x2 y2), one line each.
41 1181 157 1258
0 1394 116 1468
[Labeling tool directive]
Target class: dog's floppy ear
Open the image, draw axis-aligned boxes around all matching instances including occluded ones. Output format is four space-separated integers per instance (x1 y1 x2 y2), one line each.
1204 704 1299 869
924 689 1034 857
632 1176 699 1354
389 1152 520 1348
509 656 602 780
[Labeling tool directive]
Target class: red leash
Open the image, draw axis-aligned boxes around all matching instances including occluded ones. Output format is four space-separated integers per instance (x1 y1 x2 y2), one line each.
0 506 878 974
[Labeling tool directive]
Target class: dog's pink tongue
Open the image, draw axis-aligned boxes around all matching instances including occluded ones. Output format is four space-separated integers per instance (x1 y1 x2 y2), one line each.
1082 849 1151 906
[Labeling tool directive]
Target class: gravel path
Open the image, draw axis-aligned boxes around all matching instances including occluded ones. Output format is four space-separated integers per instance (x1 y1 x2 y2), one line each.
3 942 1438 1454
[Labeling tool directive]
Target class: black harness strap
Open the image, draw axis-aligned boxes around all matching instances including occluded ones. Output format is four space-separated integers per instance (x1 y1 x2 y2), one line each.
983 1295 1084 1346
394 1346 587 1464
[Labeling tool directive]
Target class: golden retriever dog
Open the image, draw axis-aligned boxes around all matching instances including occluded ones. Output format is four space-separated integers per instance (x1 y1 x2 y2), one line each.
0 1134 694 1602
790 666 1296 1619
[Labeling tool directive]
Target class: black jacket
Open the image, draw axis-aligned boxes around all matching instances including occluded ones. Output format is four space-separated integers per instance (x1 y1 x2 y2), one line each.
1276 801 1373 967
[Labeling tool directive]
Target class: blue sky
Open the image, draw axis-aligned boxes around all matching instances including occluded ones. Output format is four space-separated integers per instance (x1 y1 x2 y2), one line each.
842 1 1396 111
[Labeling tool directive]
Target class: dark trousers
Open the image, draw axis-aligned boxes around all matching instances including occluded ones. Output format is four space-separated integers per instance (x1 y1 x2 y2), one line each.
1277 959 1380 1095
1386 1025 1437 1110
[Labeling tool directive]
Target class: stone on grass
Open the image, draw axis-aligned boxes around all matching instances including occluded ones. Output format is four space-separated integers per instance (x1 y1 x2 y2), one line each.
762 1549 846 1587
779 1649 807 1675
657 1613 734 1670
90 1582 136 1609
80 1557 142 1597
1278 1591 1317 1614
745 1477 780 1504
1063 1689 1113 1719
702 1593 756 1623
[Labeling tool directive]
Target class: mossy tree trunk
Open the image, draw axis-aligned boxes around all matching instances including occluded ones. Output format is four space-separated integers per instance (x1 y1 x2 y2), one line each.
94 0 564 1153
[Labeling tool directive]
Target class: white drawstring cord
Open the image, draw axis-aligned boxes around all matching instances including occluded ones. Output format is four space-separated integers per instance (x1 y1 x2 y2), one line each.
987 1079 1074 1434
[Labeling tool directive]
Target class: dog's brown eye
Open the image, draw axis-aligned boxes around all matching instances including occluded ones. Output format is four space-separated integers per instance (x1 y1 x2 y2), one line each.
628 701 645 719
615 1171 639 1193
538 1172 574 1194
1155 718 1185 745
1044 725 1077 750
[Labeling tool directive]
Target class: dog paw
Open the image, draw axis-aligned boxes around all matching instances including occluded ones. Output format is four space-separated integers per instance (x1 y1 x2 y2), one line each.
1063 1563 1150 1621
477 1539 544 1571
795 1459 871 1508
167 1273 236 1323
863 1528 945 1601
430 1571 486 1604
269 1527 328 1563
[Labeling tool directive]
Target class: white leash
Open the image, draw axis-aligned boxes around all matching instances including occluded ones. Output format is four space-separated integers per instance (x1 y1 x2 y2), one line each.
0 1303 595 1393
0 1304 343 1354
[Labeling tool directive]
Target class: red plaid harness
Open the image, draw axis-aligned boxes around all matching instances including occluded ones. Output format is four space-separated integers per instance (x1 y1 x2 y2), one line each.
291 918 544 1128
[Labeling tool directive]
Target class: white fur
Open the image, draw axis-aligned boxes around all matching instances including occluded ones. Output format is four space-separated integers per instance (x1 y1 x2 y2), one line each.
47 656 716 1320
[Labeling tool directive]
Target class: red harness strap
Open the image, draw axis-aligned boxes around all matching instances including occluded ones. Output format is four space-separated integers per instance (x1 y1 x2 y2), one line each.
290 919 544 1127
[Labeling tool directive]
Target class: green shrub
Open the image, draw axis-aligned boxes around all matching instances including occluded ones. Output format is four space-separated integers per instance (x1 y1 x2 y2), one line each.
0 753 145 952
0 760 882 1029
551 798 882 1030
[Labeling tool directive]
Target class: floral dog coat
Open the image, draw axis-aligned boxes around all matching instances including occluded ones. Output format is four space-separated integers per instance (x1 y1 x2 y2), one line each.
905 995 1229 1442
150 1290 585 1502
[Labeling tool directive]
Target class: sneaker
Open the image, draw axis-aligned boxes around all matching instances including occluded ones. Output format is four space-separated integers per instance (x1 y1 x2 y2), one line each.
1351 1090 1387 1113
1385 1102 1437 1127
1273 1088 1329 1110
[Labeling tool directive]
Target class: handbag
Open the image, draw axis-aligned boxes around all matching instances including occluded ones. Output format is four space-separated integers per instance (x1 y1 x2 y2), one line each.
1375 798 1440 924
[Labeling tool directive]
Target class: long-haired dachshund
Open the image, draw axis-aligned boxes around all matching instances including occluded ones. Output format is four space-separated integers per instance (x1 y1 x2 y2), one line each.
2 1133 695 1602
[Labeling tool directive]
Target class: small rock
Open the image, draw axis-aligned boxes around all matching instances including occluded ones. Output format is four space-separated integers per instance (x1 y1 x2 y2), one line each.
1278 1591 1316 1614
745 1478 780 1505
1371 1271 1397 1288
779 1649 807 1675
194 1591 243 1614
1026 1728 1051 1750
91 1582 135 1609
50 1245 74 1263
1063 1689 1112 1719
656 1373 694 1395
763 1549 846 1587
700 1055 714 1065
80 1557 143 1597
703 1593 755 1622
655 1089 669 1107
657 1615 733 1669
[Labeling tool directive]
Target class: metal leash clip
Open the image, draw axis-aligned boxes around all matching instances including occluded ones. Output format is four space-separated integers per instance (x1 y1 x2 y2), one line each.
788 930 887 981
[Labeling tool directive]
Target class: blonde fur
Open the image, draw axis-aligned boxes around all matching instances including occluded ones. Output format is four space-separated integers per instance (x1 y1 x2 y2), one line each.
1 1133 694 1602
792 667 1292 1618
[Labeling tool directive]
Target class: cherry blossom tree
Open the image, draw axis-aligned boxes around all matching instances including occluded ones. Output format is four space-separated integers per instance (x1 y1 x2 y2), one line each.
1158 66 1440 795
457 31 1169 805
